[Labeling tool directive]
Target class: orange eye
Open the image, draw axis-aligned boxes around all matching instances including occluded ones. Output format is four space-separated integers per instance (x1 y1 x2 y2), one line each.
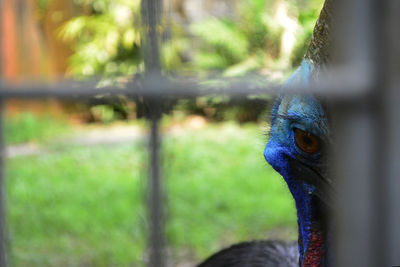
294 128 320 154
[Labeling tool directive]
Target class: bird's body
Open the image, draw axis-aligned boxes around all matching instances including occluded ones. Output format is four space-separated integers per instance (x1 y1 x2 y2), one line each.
198 240 298 267
197 0 336 265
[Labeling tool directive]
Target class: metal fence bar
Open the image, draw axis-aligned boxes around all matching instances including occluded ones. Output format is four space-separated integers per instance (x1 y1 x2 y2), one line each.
335 103 378 267
141 0 165 266
369 1 392 266
335 0 376 76
335 0 380 266
147 111 164 267
141 0 162 74
0 74 370 99
383 0 400 265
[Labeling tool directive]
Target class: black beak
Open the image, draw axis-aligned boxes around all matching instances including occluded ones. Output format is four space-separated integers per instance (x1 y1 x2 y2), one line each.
288 157 336 209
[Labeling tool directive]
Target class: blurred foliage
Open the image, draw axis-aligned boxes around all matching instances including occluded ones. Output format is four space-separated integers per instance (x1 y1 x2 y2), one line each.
58 0 323 122
60 0 324 78
59 0 142 78
172 97 273 123
164 0 324 76
189 1 281 76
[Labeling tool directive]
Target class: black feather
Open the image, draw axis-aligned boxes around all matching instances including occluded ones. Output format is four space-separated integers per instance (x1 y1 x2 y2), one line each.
197 240 299 267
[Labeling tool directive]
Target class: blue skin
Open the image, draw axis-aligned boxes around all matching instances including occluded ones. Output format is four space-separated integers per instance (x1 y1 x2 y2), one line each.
264 60 330 265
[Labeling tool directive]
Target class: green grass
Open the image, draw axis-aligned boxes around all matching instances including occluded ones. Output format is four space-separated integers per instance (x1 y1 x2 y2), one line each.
6 122 296 266
7 143 147 266
164 123 297 259
5 113 70 145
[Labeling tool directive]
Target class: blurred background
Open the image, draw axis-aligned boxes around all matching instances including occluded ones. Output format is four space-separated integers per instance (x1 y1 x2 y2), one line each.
1 0 323 266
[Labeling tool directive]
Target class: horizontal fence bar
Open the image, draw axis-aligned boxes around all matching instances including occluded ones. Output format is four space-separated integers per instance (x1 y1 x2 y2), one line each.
0 70 372 100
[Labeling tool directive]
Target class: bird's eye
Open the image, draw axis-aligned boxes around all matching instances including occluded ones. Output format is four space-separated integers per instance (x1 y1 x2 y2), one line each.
294 128 320 154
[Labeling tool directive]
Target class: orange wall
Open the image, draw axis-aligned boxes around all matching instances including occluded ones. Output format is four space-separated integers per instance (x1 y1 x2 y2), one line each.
1 0 79 115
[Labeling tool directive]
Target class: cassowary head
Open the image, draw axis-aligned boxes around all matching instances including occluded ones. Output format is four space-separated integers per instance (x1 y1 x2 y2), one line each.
265 60 331 207
264 0 335 265
264 60 333 265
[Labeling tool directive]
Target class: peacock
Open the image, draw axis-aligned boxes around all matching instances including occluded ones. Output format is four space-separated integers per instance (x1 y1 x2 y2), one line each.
197 0 335 266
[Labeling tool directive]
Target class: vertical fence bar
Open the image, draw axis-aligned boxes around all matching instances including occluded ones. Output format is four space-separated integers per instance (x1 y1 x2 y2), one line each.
0 0 7 265
334 104 379 267
141 0 165 265
147 111 164 267
334 0 380 266
334 0 376 76
383 0 400 265
141 0 162 74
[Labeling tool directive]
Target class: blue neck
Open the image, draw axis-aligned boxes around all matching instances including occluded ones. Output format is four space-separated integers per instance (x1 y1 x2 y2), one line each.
287 172 330 267
264 144 329 266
